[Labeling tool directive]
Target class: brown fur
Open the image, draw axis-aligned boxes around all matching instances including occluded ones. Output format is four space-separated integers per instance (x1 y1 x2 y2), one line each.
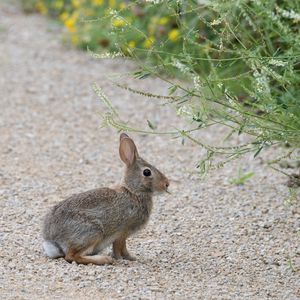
42 133 169 265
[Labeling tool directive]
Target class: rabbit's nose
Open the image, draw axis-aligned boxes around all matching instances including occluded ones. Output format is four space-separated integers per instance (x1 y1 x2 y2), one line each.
165 180 171 194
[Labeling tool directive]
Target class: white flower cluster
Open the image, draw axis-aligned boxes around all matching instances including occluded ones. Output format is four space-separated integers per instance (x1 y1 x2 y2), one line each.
88 47 124 59
268 59 288 67
193 75 202 91
225 92 235 106
277 7 300 21
172 59 190 74
261 65 283 82
265 10 288 34
144 0 164 4
253 69 270 95
109 9 118 17
210 19 222 26
177 105 193 116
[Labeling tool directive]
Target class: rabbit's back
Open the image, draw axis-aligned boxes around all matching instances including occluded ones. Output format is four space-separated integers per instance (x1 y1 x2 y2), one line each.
43 187 152 253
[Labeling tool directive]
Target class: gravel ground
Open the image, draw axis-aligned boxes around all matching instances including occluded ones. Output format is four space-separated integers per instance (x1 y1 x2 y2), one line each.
0 1 299 299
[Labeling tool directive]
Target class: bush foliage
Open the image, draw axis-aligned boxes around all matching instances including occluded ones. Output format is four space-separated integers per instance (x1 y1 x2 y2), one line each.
27 0 300 173
29 0 186 53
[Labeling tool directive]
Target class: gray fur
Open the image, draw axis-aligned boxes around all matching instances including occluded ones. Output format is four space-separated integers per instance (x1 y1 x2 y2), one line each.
42 134 169 260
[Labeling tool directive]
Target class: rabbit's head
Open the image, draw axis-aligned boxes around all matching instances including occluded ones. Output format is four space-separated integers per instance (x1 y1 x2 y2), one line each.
119 133 169 194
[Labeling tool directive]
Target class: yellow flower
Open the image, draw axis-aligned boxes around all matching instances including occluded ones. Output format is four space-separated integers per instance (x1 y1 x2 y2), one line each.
109 0 116 8
64 13 79 33
159 17 169 25
168 29 180 41
92 0 103 6
65 19 76 32
71 0 81 9
128 41 136 49
143 36 155 48
112 18 126 27
35 1 48 15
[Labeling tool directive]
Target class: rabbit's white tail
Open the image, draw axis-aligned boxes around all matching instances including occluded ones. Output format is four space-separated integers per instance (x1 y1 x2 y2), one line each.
43 240 64 258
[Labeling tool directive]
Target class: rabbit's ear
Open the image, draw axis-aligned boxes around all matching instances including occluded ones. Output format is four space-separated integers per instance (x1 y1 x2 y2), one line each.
120 133 130 141
119 134 138 166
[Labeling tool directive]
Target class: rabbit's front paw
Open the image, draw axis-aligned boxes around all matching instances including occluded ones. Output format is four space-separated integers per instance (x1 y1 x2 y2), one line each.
122 253 136 261
112 253 123 260
112 252 136 261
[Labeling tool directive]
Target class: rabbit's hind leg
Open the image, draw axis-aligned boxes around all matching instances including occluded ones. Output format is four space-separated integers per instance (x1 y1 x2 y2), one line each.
65 239 113 265
113 234 136 261
69 254 113 265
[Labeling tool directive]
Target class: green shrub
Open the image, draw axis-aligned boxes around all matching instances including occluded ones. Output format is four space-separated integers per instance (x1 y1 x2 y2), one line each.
25 0 300 173
99 0 300 173
24 0 188 53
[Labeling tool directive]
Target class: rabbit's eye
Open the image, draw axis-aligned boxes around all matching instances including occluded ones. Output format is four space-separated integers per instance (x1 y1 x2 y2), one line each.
143 169 151 177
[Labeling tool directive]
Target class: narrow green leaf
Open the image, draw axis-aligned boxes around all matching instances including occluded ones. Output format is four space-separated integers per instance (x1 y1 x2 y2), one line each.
168 85 178 95
254 145 264 158
147 119 157 130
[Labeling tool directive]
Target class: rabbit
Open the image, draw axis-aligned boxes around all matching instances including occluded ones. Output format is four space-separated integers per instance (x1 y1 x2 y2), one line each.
42 133 169 265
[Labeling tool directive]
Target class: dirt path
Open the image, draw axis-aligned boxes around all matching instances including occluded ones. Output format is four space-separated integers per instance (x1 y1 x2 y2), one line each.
0 1 299 299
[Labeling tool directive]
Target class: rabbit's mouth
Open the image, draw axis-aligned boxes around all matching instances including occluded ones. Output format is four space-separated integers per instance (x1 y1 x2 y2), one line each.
153 187 171 195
